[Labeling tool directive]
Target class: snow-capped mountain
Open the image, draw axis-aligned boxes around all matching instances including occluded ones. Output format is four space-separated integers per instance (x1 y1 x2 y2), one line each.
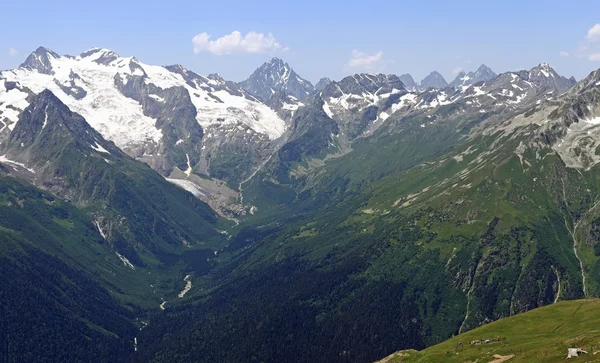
314 77 332 91
319 73 409 138
239 57 314 101
530 68 600 170
0 47 580 219
399 74 417 91
449 64 497 90
417 71 448 90
314 64 577 144
526 62 576 94
0 46 289 216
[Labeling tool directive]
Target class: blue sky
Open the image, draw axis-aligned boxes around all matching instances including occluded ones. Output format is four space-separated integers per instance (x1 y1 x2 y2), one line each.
2 0 600 84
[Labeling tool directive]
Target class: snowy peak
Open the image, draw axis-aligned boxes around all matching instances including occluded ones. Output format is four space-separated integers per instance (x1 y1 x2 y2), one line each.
1 47 287 143
418 71 448 91
79 47 121 65
19 46 60 75
239 58 314 101
527 63 576 94
474 64 496 80
450 64 497 90
318 73 411 137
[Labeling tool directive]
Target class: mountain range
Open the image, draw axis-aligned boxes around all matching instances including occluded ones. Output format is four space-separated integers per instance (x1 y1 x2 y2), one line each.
0 45 596 362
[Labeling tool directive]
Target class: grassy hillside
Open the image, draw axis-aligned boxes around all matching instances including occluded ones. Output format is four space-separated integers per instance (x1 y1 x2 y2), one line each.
379 299 600 363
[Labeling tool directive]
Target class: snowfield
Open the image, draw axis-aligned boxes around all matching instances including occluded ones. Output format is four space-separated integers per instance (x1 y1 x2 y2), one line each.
0 48 287 152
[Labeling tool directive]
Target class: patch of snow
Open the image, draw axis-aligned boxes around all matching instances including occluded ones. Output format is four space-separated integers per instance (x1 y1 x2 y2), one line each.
95 220 107 239
0 87 29 129
116 252 135 270
323 102 334 118
166 178 206 198
0 155 35 173
184 154 192 177
149 94 165 102
42 105 49 129
378 112 390 122
91 142 110 154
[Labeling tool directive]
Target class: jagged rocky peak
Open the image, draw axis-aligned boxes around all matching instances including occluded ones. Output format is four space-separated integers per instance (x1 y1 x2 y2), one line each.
19 46 60 74
239 57 314 101
322 73 406 99
208 73 225 82
528 62 577 93
418 71 448 90
450 64 497 89
474 64 496 79
399 74 417 91
315 77 332 91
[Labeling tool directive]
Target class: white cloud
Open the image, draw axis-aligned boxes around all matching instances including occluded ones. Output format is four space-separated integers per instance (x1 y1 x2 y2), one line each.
451 67 463 75
8 48 18 57
560 51 569 57
192 31 285 55
589 53 600 61
346 50 385 70
576 24 600 61
586 24 600 42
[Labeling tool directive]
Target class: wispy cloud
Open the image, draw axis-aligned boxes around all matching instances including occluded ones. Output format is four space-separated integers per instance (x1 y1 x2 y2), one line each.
560 51 569 57
346 50 388 71
8 48 18 57
575 24 600 61
586 24 600 42
192 31 286 55
590 53 600 61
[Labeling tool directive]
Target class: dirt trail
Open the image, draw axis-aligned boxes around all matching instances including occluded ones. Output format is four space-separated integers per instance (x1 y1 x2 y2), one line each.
488 354 514 363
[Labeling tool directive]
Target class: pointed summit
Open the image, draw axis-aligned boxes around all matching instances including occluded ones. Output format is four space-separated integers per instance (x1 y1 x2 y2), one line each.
19 46 60 74
418 71 448 90
399 74 417 91
315 77 332 91
528 63 576 93
239 58 314 101
450 64 497 89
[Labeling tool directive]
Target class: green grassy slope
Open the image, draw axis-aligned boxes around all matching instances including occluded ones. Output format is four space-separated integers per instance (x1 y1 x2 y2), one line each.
380 299 600 363
0 175 137 361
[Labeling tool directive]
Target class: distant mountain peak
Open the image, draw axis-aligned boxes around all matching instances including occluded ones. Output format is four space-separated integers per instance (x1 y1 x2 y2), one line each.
315 77 332 91
527 62 576 93
239 58 314 101
399 74 417 91
208 73 224 81
418 71 448 90
19 46 60 74
450 64 497 90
